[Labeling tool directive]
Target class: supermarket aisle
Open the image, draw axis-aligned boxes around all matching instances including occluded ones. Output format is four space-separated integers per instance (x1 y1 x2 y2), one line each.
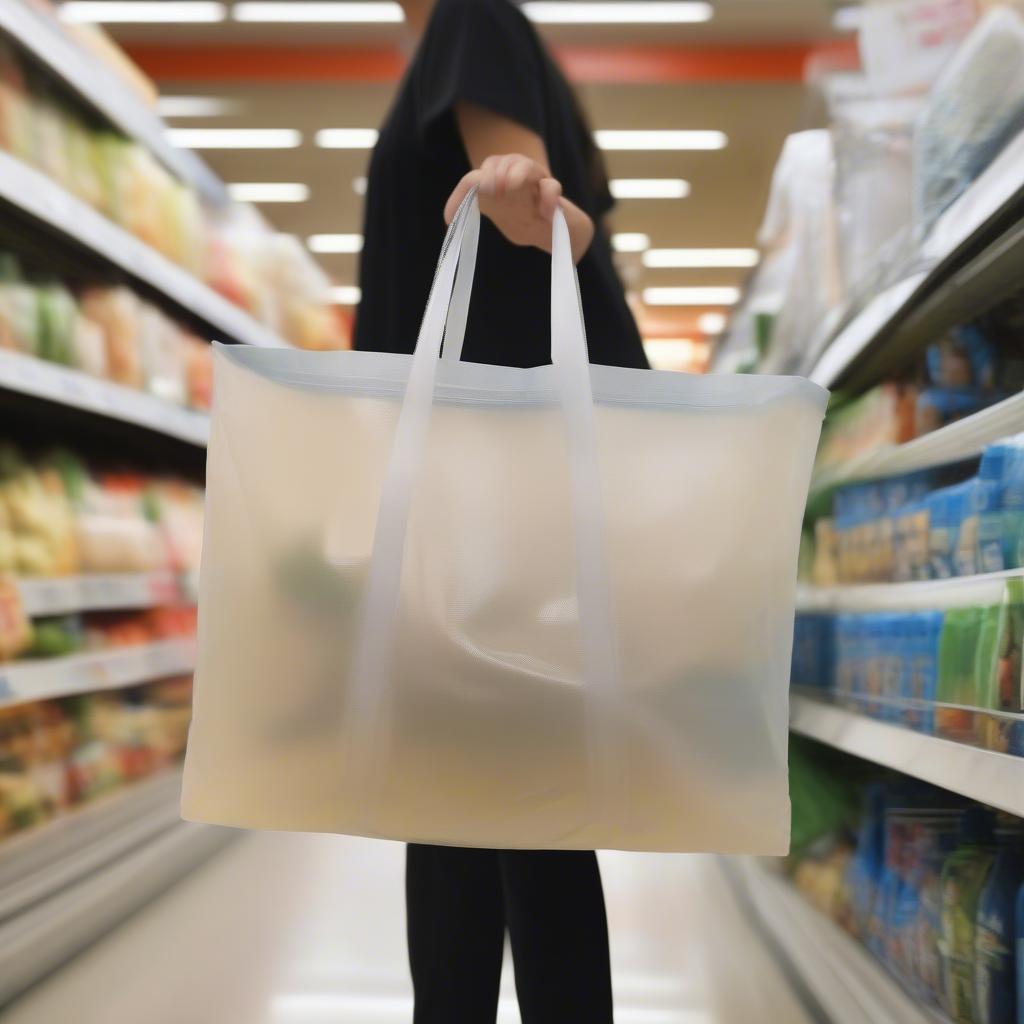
2 832 812 1024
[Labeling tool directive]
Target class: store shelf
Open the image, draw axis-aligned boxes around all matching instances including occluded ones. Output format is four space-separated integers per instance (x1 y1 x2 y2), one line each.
796 568 1024 613
0 637 197 708
790 694 1024 818
807 128 1024 392
0 768 235 1006
811 388 1024 493
0 150 285 350
16 572 186 618
0 769 185 922
723 857 948 1024
0 0 225 205
0 349 209 447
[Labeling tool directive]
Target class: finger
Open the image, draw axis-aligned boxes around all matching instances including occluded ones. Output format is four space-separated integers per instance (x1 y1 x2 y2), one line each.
538 177 563 221
506 157 535 195
493 153 520 198
444 170 482 223
478 155 502 197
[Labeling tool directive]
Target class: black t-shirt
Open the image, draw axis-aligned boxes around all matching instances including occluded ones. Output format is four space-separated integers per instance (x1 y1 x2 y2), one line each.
353 0 647 370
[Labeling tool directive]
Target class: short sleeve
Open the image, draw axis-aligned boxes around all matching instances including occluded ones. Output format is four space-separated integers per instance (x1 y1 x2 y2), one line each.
414 0 547 141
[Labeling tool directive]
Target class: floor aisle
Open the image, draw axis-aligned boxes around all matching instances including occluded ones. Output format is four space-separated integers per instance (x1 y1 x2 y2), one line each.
2 833 812 1024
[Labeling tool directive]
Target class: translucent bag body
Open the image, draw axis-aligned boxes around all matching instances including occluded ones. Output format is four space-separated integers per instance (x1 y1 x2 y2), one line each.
182 194 827 853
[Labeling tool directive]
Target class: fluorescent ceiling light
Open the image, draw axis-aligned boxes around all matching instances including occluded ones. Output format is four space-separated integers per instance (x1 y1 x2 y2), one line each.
522 2 712 23
156 96 238 118
643 248 758 268
329 286 362 304
698 312 727 334
643 287 740 305
644 337 701 370
832 5 862 31
316 129 380 149
595 130 727 151
234 2 403 21
167 128 301 149
353 176 368 195
609 179 690 200
611 233 650 253
308 234 364 254
228 182 309 203
59 2 225 21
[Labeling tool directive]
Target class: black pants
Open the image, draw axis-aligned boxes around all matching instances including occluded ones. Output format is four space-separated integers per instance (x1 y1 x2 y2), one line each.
406 844 614 1023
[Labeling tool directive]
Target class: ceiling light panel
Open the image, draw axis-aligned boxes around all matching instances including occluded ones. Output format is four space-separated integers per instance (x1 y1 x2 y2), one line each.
595 130 727 151
698 312 728 334
308 234 364 254
329 286 362 304
316 129 380 149
643 287 740 305
167 128 301 149
643 248 759 268
522 2 712 23
156 96 239 118
59 2 226 21
233 2 403 21
611 233 651 253
228 182 310 203
609 179 690 199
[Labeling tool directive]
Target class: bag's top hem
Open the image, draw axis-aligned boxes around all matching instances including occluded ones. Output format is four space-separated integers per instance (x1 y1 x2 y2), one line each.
215 342 829 411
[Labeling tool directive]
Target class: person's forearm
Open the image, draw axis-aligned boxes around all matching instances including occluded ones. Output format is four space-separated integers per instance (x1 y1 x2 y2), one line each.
452 103 595 263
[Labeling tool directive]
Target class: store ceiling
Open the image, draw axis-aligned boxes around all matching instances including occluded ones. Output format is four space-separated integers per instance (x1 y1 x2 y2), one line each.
85 0 856 344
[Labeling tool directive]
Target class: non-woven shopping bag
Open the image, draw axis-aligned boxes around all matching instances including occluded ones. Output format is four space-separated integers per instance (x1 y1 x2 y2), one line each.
182 191 827 853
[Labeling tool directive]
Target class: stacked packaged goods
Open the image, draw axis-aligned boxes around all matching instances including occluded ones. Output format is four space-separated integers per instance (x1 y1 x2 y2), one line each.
0 37 344 351
814 294 1024 479
0 677 193 838
0 442 204 583
717 4 1024 373
0 255 213 410
787 742 1024 1023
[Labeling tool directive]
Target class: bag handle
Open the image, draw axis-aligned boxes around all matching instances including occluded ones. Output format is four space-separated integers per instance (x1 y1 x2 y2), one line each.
347 190 622 822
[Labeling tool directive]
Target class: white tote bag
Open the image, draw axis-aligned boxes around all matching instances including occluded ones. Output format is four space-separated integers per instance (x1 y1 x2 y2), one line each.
182 192 827 853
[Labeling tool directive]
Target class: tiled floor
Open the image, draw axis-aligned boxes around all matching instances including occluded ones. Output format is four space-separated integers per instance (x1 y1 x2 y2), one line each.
3 833 812 1023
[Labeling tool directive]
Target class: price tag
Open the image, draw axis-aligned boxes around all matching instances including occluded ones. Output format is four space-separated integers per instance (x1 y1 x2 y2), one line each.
0 675 13 701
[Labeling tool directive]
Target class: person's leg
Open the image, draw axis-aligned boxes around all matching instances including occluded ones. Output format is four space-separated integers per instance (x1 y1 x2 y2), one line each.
406 844 506 1024
499 850 614 1024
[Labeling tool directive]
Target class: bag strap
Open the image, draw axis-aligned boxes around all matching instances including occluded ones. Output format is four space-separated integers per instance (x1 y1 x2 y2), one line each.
440 198 479 363
347 190 623 824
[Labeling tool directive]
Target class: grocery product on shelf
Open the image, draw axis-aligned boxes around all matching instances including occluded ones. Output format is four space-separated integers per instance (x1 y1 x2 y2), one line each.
815 430 1024 586
785 745 1024 1021
914 7 1024 234
941 808 998 1021
0 255 213 410
0 442 204 587
0 33 344 351
827 75 919 306
0 677 193 838
714 7 1024 377
720 129 842 373
0 575 30 662
791 575 1024 756
814 295 1024 478
975 830 1024 1024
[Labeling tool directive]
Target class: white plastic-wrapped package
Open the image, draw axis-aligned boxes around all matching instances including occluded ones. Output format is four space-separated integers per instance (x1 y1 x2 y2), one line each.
914 6 1024 232
859 0 977 97
828 76 920 301
753 130 843 373
182 194 827 853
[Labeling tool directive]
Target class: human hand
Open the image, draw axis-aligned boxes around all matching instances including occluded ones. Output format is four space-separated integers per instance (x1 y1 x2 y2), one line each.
445 154 593 259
